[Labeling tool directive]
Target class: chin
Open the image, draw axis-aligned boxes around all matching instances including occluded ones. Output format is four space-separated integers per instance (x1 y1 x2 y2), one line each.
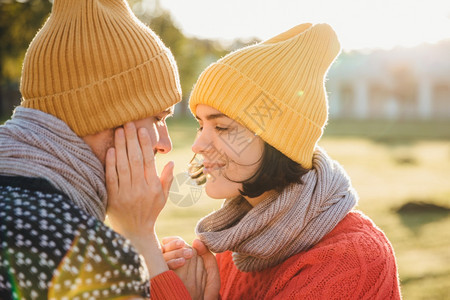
205 179 241 200
205 183 227 199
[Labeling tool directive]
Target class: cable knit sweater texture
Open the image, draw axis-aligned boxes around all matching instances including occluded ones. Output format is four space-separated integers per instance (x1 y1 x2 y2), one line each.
216 211 401 300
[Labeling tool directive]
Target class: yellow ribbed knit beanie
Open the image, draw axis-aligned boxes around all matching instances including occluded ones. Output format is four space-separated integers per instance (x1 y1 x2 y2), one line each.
189 23 340 169
20 0 181 136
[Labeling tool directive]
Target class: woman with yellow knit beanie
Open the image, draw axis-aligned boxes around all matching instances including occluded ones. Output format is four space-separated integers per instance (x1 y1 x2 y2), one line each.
159 23 401 299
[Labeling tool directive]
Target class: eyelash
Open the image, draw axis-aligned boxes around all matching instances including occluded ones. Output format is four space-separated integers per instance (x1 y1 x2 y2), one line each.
215 126 228 132
196 126 229 132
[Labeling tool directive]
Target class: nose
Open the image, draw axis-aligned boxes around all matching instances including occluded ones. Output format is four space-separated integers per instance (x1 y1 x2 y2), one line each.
155 124 172 154
191 129 211 154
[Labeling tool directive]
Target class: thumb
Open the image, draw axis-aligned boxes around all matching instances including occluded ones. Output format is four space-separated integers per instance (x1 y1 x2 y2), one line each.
193 239 220 300
193 239 217 277
193 238 209 256
160 161 174 200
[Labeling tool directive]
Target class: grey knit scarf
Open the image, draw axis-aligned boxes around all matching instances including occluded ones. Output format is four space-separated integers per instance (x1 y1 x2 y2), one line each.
0 107 107 220
196 147 358 272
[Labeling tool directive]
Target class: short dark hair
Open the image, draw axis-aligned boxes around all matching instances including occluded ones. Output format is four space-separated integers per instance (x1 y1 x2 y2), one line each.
235 142 310 198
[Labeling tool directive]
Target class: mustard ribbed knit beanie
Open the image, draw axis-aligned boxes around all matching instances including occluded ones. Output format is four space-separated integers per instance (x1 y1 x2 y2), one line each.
20 0 181 136
189 23 340 169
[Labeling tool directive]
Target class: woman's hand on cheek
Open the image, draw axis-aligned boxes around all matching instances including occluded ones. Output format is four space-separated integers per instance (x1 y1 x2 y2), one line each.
105 122 174 246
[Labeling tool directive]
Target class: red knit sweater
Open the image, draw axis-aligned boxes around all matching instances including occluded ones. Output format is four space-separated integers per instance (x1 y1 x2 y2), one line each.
216 211 401 299
151 270 191 299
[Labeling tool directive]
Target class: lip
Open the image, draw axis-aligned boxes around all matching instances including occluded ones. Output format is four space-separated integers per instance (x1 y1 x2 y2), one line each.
203 162 225 174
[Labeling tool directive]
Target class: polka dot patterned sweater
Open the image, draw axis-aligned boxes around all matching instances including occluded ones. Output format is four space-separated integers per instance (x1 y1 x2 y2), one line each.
0 175 189 300
216 211 402 300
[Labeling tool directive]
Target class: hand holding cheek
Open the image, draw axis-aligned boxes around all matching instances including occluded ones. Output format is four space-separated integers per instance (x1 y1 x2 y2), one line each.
106 122 174 246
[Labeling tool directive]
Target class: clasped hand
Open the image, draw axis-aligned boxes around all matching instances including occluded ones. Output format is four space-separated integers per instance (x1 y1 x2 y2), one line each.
162 237 221 300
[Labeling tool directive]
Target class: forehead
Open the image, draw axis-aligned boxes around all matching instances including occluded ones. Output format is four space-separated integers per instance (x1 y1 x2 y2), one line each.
195 105 226 119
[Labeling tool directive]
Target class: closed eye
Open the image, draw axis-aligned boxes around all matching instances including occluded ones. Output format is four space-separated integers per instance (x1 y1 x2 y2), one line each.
215 126 228 132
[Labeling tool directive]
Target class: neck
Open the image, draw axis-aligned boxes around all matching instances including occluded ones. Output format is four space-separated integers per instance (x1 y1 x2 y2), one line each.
244 189 278 207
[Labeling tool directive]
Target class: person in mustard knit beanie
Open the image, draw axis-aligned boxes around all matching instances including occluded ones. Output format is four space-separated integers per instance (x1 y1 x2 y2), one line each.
159 23 402 299
0 0 204 299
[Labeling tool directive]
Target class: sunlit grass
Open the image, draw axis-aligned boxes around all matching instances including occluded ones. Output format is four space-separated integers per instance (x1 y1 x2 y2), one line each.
319 138 450 299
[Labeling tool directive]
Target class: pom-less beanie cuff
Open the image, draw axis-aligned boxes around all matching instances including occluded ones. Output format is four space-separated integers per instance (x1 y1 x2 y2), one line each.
22 53 180 136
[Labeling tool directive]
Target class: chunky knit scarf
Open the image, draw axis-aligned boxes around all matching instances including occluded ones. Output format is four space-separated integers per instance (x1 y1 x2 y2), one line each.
196 147 358 272
0 107 107 220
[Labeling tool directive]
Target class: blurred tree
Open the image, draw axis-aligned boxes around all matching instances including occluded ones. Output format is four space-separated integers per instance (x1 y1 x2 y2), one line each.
0 0 52 117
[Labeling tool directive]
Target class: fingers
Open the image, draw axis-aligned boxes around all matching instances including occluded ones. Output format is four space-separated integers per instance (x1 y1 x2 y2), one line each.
167 258 187 270
124 122 145 184
196 252 206 291
105 148 118 197
163 247 194 261
114 127 131 188
161 236 186 249
137 127 157 185
197 238 220 300
161 161 174 200
201 260 207 292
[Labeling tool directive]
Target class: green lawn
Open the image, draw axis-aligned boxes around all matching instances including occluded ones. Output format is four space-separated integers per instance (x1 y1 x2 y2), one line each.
155 117 450 300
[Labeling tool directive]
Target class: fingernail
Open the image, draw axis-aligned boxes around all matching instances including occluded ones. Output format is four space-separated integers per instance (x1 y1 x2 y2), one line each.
176 240 184 247
183 248 193 257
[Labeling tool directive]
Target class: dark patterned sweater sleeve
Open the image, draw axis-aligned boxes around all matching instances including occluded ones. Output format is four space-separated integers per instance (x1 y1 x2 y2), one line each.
0 176 151 299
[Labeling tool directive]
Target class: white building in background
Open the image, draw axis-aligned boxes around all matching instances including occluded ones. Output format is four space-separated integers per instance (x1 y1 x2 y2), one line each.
326 40 450 120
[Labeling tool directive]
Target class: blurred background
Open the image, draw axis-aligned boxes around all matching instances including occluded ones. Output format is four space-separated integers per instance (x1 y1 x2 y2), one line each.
1 0 449 298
